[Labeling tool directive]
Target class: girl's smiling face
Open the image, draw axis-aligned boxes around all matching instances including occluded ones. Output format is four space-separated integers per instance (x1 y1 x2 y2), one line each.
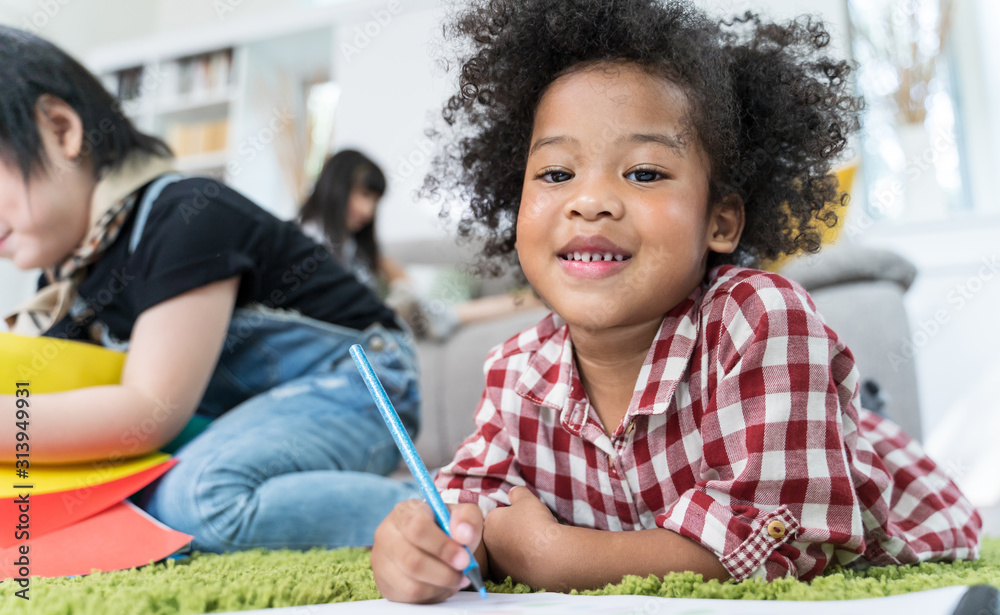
0 97 95 270
516 62 743 333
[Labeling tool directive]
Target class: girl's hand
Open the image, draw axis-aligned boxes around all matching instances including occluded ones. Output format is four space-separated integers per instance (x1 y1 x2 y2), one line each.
483 486 562 586
371 499 485 604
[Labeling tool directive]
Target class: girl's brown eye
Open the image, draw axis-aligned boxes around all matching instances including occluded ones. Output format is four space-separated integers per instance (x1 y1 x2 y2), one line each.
627 169 661 182
542 170 572 183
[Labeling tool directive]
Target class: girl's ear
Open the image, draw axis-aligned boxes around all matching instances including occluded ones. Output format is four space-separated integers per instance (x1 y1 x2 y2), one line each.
706 193 744 254
34 94 85 163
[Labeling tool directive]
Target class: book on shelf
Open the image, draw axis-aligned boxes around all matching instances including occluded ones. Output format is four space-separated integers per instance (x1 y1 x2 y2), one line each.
166 118 230 158
175 48 234 99
114 66 146 102
105 47 235 110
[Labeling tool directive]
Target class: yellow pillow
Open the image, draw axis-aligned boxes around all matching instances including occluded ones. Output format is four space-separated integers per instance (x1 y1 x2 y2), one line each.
0 332 125 395
762 163 858 272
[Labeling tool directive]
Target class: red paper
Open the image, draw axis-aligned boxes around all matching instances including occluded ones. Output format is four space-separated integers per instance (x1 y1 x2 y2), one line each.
0 459 176 548
0 500 192 578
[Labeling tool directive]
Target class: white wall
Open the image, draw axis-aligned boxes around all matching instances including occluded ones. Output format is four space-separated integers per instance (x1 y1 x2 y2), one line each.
971 0 1000 216
0 0 155 57
331 0 453 242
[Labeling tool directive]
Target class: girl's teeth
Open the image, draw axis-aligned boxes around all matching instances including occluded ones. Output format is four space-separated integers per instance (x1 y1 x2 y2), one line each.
564 251 629 262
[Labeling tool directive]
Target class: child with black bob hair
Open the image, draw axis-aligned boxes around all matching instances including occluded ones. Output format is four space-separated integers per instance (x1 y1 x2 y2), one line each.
371 0 980 602
0 27 422 552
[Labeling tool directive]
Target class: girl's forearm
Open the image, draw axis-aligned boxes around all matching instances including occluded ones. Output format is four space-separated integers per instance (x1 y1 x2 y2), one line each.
0 386 192 464
513 525 729 591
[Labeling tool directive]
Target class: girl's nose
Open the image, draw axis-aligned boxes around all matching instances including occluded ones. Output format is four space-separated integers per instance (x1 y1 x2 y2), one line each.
563 178 624 221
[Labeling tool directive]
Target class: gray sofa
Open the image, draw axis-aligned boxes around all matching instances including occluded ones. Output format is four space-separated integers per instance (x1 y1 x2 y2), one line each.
384 241 923 470
781 245 922 442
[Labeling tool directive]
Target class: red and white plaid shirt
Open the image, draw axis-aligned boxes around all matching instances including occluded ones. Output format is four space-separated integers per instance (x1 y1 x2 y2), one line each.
437 266 981 582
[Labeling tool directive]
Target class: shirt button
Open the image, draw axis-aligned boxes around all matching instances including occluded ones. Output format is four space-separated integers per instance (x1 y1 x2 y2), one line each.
369 336 385 352
767 520 786 539
625 422 635 435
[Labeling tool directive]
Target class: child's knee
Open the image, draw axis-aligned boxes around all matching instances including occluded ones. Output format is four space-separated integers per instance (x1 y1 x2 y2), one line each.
141 460 257 550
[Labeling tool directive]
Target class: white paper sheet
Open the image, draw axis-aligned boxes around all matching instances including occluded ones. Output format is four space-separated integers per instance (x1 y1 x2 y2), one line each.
230 585 970 615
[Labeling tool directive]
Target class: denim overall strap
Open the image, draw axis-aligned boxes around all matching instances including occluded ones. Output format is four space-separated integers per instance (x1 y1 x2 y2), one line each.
91 173 186 352
129 173 186 255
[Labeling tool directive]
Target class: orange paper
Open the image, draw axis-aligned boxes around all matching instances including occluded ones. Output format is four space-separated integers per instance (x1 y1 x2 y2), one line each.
0 500 192 579
0 458 176 548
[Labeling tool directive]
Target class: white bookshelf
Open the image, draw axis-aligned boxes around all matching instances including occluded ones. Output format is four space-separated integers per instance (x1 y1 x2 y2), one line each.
100 47 241 175
86 4 363 219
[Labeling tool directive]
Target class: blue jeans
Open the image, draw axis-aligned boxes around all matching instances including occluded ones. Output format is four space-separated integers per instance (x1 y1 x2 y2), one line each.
140 306 421 552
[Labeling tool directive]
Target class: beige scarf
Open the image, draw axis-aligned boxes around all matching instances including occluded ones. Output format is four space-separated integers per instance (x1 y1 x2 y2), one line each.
4 154 176 337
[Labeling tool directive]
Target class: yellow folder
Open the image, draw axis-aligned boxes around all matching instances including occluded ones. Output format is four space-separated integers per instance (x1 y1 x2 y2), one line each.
0 451 170 497
0 332 168 494
0 331 125 395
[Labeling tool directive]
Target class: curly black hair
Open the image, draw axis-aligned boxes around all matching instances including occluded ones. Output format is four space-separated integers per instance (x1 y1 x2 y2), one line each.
423 0 864 274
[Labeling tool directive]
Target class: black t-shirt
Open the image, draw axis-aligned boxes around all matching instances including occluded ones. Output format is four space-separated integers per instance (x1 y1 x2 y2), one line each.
42 177 399 343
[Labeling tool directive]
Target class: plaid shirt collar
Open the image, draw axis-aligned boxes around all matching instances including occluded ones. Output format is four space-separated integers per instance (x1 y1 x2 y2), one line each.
513 280 706 436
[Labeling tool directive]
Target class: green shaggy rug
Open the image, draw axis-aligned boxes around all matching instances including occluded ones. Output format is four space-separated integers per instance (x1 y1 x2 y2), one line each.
3 538 999 615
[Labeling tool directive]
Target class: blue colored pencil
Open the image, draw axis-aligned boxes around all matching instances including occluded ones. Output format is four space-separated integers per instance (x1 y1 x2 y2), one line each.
349 344 488 600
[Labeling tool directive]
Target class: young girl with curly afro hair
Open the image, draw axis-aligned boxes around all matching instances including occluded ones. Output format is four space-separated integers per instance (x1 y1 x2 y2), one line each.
371 0 981 602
